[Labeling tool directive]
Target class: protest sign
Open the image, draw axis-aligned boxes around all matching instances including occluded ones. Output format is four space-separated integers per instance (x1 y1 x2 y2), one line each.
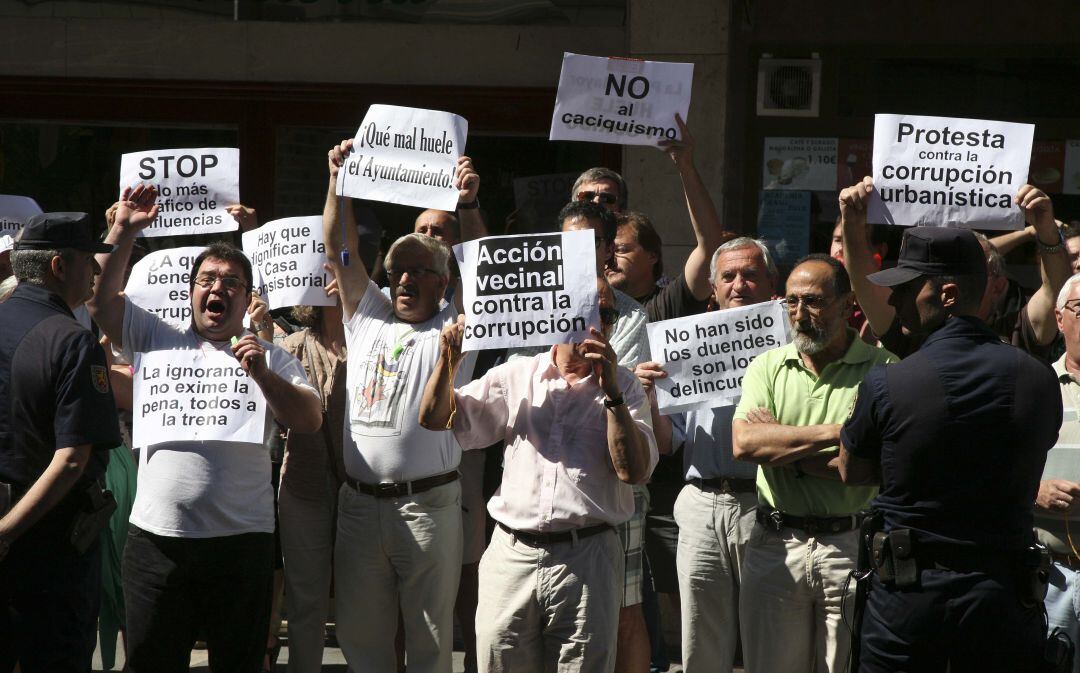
242 216 332 309
124 246 204 325
119 148 240 238
646 300 789 414
0 195 42 238
867 114 1034 230
757 190 810 267
133 349 266 448
550 53 694 147
0 235 12 254
762 137 838 191
337 105 467 211
455 229 598 352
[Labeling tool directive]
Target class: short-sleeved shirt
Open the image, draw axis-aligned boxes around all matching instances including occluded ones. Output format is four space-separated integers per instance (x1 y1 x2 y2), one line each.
735 331 896 516
0 284 119 494
343 280 474 483
843 316 1060 550
638 274 708 324
451 348 658 532
1034 355 1080 554
122 297 316 538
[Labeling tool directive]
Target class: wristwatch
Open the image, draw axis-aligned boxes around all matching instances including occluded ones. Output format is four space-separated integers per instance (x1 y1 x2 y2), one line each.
604 395 626 410
1037 227 1065 255
457 199 479 210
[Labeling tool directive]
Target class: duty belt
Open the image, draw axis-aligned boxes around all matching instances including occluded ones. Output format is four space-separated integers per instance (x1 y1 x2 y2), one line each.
690 477 757 494
497 521 612 546
757 507 865 534
346 470 458 498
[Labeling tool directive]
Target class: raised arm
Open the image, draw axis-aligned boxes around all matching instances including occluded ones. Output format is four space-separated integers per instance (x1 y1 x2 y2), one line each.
634 361 673 455
1017 185 1070 345
586 328 654 484
323 138 370 321
88 184 160 350
732 407 841 466
661 115 728 300
455 156 487 242
840 177 895 336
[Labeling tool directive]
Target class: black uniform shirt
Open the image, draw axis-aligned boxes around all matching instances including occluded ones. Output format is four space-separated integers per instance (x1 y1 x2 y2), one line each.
0 283 119 494
842 315 1060 550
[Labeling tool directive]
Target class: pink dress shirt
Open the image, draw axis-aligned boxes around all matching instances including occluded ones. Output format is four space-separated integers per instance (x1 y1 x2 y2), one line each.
452 348 658 533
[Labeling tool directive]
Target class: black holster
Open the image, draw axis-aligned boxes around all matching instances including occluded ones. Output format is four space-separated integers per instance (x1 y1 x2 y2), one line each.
850 510 883 672
67 482 116 555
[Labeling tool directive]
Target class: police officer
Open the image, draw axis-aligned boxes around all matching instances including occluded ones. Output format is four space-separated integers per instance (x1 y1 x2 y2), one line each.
0 212 120 672
838 218 1061 671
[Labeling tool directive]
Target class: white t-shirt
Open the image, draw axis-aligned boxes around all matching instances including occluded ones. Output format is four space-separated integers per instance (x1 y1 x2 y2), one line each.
122 297 316 538
344 280 474 483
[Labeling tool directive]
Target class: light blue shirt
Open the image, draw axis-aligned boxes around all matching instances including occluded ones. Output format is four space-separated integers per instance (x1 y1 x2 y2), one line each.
671 406 757 481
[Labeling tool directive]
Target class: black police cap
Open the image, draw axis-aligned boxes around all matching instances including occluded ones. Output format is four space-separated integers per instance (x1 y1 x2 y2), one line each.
866 227 986 288
14 212 115 254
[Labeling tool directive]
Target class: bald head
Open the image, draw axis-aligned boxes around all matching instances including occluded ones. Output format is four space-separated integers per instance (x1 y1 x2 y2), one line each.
414 209 460 247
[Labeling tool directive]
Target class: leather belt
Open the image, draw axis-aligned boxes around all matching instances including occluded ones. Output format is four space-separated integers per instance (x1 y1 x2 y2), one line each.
757 507 864 534
691 477 757 494
346 470 458 498
497 521 612 546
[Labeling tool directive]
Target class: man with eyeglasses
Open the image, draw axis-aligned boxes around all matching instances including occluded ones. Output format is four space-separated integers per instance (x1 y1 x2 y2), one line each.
837 225 1060 672
840 177 1069 361
730 254 897 673
87 185 323 672
323 139 481 673
418 275 658 673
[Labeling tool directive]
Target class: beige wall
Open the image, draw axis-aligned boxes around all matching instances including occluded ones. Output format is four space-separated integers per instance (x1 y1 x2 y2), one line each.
625 0 729 284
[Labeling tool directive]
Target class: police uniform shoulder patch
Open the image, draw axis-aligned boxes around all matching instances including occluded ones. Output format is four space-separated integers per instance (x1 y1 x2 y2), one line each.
91 365 110 393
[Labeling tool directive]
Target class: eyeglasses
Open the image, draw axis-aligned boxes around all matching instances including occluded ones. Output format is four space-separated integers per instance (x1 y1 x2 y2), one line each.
193 274 248 292
1062 301 1080 318
600 307 620 326
783 294 836 313
576 191 619 206
386 266 441 281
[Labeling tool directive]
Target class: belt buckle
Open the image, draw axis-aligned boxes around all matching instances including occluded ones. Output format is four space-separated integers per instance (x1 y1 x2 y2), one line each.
375 482 400 497
768 509 784 532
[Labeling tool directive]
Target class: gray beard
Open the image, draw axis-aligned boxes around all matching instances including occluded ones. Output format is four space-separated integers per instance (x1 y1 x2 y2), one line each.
790 323 829 355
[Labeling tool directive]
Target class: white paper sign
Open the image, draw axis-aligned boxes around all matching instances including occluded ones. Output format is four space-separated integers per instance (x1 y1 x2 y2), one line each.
133 349 266 448
550 53 694 146
455 230 599 352
762 138 838 191
0 195 43 238
119 148 240 238
868 114 1034 230
0 235 12 254
125 246 205 325
336 105 467 211
646 300 790 414
242 216 332 309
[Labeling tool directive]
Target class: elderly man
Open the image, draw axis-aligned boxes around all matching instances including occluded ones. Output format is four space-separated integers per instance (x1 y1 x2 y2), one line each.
839 224 1060 672
0 213 120 672
419 276 658 673
1038 272 1080 673
635 237 779 673
89 186 323 673
731 254 897 673
324 138 478 673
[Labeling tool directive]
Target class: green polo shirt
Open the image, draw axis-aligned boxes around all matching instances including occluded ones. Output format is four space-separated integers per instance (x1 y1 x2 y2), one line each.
734 331 897 516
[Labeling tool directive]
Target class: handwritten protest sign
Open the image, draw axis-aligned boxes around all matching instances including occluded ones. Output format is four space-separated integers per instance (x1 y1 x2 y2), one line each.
125 246 204 325
647 300 789 414
762 137 838 191
455 230 598 352
242 216 332 309
550 53 693 147
119 148 240 238
868 114 1034 230
133 349 266 448
337 105 467 211
0 195 42 238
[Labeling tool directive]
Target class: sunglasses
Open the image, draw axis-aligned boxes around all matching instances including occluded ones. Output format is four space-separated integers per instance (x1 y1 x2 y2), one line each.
576 191 619 206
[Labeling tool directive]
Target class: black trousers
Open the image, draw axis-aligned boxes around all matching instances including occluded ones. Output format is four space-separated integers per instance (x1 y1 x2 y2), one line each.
0 535 101 673
123 525 274 673
859 568 1044 673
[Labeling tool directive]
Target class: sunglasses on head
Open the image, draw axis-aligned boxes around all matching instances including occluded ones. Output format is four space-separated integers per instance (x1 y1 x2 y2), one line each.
576 191 619 206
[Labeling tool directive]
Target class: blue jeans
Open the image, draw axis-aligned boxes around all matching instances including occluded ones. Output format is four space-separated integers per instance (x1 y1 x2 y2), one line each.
122 525 274 673
0 534 101 673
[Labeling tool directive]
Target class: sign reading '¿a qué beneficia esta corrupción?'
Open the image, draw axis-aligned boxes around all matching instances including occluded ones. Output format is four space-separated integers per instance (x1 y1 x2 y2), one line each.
337 105 468 212
647 300 790 414
454 230 599 352
550 53 694 147
868 114 1035 230
119 148 240 238
124 246 206 326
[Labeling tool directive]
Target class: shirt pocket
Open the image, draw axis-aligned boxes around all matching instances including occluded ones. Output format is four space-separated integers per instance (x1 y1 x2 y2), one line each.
562 426 610 484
